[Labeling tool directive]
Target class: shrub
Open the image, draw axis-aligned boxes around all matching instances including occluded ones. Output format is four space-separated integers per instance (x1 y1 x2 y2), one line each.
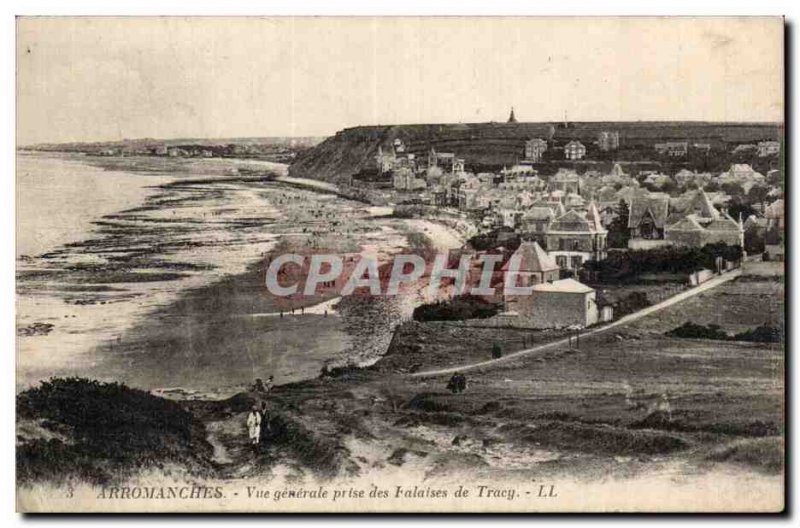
17 377 212 485
491 343 503 359
733 324 782 343
413 295 500 322
467 229 520 252
666 322 730 340
666 322 782 343
613 291 651 318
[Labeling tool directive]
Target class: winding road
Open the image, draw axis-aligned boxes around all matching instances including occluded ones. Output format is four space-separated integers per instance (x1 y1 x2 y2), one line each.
410 268 742 378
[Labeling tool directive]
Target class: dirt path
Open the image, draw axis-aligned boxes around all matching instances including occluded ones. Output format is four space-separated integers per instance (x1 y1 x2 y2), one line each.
410 269 743 378
205 420 235 465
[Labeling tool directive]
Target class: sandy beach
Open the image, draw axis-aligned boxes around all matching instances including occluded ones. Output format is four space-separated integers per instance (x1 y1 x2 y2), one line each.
16 152 462 395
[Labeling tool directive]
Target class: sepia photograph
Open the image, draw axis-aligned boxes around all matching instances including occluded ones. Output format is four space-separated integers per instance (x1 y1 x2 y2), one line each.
14 15 785 513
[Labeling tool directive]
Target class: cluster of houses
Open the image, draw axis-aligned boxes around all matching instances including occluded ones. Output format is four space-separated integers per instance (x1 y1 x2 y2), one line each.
355 135 783 329
381 150 759 257
627 188 744 249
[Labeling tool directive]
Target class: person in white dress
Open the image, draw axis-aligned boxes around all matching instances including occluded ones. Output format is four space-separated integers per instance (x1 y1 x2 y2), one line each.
246 405 262 446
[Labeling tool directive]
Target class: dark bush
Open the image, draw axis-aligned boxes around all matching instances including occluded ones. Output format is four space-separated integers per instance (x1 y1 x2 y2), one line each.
667 322 730 340
667 322 782 343
467 228 520 252
733 324 782 343
17 377 212 485
413 294 500 322
491 343 503 359
613 291 652 317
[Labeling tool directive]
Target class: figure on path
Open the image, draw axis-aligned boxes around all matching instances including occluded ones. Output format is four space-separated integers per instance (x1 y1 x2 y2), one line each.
447 372 468 394
247 405 262 448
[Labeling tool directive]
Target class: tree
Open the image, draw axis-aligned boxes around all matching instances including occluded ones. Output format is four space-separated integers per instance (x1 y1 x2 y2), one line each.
607 199 631 249
728 200 756 222
720 181 745 198
744 223 766 254
746 184 770 205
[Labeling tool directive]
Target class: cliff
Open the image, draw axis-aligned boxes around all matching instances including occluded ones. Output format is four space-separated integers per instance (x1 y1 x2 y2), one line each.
288 121 783 183
288 122 556 182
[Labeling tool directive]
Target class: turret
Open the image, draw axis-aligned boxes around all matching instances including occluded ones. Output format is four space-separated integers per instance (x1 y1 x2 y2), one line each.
507 107 517 123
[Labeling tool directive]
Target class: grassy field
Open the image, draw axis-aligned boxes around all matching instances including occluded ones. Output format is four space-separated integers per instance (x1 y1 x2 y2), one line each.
254 259 785 483
18 261 784 507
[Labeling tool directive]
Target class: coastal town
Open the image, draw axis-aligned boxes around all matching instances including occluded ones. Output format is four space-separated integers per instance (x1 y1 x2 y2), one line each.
14 15 787 515
17 113 785 499
271 109 783 333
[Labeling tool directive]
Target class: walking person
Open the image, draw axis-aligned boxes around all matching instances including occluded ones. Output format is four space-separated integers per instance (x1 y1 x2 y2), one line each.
456 372 467 393
247 405 262 450
447 373 459 394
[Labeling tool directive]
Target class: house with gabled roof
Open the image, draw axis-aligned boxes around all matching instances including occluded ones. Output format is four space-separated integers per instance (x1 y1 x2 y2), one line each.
501 241 560 286
499 242 599 328
628 189 743 249
545 202 608 271
519 206 557 236
564 140 586 160
664 213 742 248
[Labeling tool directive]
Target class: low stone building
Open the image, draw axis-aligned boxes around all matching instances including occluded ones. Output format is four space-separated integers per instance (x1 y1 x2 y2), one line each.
507 278 599 329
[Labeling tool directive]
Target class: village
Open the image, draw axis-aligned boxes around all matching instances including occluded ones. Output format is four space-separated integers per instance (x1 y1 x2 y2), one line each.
314 110 786 334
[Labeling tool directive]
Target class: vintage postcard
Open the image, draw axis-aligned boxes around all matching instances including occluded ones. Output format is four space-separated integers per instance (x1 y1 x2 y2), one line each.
16 16 784 513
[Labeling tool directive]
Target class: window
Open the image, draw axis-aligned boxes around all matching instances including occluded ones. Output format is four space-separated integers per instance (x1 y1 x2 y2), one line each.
556 256 567 269
571 256 583 269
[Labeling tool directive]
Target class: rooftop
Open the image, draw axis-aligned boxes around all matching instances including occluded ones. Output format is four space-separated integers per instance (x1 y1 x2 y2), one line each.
501 241 559 273
532 278 595 294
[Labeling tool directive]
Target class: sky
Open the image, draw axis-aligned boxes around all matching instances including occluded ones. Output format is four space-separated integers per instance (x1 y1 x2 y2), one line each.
16 16 784 145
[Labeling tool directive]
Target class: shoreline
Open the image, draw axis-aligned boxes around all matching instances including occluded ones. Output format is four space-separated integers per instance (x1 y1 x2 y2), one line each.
16 154 783 499
17 152 468 397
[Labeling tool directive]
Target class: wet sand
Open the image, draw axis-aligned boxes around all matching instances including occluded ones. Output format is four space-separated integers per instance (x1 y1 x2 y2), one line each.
17 153 457 395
